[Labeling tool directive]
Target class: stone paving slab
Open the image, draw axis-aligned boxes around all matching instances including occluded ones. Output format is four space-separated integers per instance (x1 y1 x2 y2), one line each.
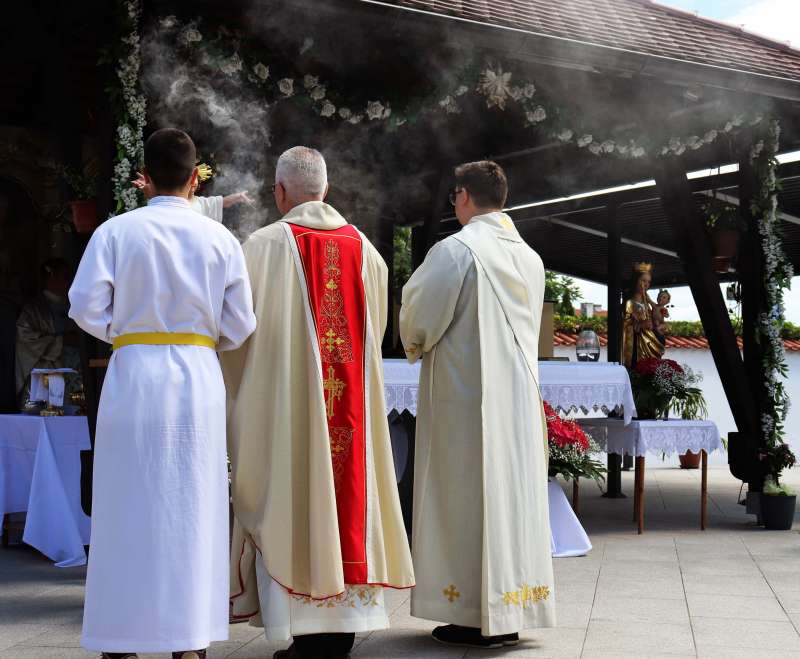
1 466 798 658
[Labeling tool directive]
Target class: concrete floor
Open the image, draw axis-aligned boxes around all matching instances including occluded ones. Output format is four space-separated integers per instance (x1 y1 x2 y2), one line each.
1 466 798 658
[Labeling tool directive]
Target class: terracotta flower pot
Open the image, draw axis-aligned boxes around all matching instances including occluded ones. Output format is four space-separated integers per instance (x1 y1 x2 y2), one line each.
69 199 98 234
711 229 740 273
761 494 796 530
679 450 702 469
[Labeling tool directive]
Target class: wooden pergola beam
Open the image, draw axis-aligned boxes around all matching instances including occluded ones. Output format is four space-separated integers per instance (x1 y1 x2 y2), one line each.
654 159 758 438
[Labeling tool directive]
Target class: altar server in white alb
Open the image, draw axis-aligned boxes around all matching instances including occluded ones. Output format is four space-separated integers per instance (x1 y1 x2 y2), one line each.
400 160 555 649
222 147 414 659
69 128 257 659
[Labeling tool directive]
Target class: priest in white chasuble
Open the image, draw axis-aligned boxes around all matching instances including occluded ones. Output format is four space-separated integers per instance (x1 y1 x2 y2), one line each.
221 147 414 659
69 128 257 658
400 161 555 649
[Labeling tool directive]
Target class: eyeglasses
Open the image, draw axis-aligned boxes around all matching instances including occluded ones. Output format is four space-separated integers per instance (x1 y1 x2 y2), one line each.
448 188 464 206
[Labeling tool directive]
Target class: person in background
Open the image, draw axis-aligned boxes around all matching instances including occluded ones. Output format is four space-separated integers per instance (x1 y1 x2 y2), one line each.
133 169 252 222
14 258 82 408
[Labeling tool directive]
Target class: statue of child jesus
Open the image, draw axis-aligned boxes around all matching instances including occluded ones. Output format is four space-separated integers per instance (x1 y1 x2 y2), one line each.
651 289 671 348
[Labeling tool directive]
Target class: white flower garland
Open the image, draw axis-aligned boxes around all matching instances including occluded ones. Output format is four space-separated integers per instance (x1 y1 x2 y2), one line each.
112 0 147 214
750 120 793 446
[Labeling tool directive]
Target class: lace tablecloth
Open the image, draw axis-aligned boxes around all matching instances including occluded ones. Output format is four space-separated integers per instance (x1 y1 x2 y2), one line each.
578 418 722 457
383 359 636 423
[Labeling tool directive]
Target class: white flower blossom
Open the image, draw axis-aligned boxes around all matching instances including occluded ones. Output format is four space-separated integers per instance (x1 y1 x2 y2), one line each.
531 106 547 123
616 144 630 156
557 129 574 142
731 113 745 127
310 85 326 101
338 107 352 119
179 26 202 45
455 85 469 96
220 53 243 76
278 78 294 96
366 101 385 121
509 86 524 101
303 74 319 90
439 96 461 114
349 114 364 124
160 15 178 29
320 101 336 117
382 105 392 119
577 134 593 148
478 67 512 109
687 135 703 150
600 140 615 153
588 142 602 155
253 62 270 81
631 146 646 158
724 121 734 133
523 83 536 98
703 129 718 144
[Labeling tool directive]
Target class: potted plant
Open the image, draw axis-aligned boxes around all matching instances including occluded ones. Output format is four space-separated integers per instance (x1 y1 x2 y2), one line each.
60 165 98 234
703 194 745 273
631 358 708 468
759 443 797 530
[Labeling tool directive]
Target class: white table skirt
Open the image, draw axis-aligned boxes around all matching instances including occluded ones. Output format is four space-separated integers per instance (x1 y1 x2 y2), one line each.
578 418 722 457
0 415 91 567
383 359 636 423
549 481 592 558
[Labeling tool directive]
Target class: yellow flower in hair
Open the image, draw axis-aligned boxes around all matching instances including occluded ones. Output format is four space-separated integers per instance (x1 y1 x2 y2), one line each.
196 163 214 182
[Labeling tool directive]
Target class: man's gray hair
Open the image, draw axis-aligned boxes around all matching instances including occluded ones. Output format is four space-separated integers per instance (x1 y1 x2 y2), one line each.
275 146 328 197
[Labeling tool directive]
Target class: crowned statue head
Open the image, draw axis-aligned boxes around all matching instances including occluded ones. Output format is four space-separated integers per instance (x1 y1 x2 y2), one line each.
627 261 653 299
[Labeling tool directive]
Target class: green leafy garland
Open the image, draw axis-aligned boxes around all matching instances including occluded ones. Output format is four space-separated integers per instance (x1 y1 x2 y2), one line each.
750 120 794 452
107 0 146 214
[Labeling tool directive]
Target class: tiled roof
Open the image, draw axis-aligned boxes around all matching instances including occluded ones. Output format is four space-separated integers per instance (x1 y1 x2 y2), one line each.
553 331 800 351
381 0 800 82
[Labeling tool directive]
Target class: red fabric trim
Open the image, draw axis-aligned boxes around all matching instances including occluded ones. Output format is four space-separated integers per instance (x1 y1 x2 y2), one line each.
289 223 368 585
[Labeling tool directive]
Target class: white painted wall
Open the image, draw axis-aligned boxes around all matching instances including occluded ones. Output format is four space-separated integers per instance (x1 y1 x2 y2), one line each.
552 345 800 468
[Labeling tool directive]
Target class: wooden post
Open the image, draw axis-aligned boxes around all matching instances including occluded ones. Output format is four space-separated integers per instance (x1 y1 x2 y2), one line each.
422 174 451 254
604 201 628 493
733 143 767 490
701 449 708 530
635 456 646 534
654 161 757 438
606 200 622 364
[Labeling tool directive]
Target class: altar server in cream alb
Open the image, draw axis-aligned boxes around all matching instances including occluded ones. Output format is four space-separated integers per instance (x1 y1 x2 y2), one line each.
401 160 555 649
222 147 414 659
69 128 257 658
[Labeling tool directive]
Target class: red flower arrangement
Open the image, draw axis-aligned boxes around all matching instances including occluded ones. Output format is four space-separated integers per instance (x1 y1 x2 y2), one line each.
634 357 683 378
544 401 590 452
544 401 605 485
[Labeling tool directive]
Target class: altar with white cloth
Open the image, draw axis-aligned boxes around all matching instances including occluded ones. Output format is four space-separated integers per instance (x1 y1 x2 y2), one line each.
384 358 603 558
578 418 722 533
0 415 91 567
384 359 636 423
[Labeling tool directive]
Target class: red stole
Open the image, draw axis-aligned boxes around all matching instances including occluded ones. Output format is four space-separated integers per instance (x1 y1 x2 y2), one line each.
288 223 368 584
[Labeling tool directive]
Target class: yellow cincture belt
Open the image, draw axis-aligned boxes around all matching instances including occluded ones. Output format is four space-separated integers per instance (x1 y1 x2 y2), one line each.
112 332 217 351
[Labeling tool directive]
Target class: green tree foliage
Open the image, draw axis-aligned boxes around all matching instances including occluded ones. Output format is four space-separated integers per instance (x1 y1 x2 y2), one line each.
393 226 413 290
545 271 581 316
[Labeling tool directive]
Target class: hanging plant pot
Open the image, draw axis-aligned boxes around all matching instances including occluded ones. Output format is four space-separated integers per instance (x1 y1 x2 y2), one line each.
69 199 98 234
711 229 740 273
679 450 702 469
761 494 796 530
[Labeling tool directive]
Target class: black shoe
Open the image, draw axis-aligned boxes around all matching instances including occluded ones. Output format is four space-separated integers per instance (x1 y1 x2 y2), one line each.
432 625 514 649
274 645 299 659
